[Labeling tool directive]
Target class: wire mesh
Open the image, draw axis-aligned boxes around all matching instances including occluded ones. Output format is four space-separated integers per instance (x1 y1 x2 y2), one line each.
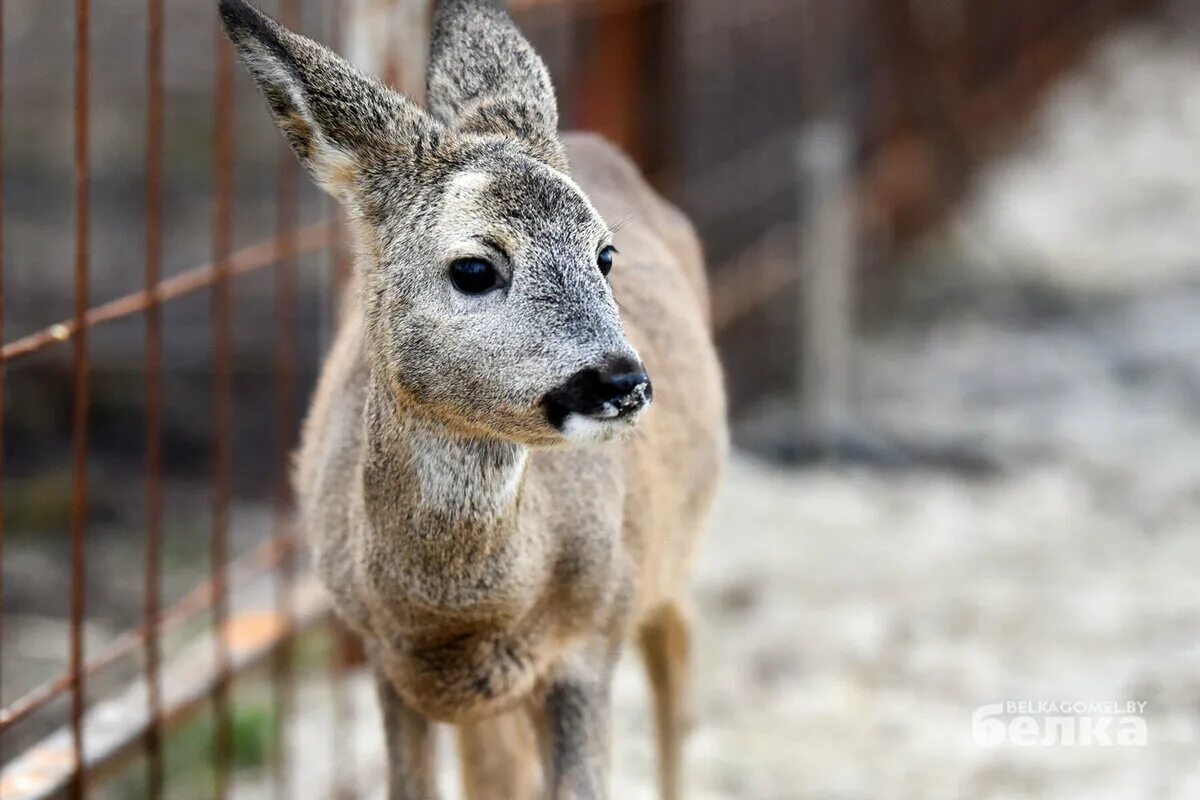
0 0 1167 797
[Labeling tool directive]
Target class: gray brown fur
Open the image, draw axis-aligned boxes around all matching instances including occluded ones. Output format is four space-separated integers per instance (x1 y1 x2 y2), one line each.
220 1 726 797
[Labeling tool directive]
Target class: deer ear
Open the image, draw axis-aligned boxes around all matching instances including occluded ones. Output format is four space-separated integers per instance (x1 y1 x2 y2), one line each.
220 0 435 199
427 0 564 164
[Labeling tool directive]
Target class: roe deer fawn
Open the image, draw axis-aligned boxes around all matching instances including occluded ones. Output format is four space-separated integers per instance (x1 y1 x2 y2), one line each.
220 1 726 797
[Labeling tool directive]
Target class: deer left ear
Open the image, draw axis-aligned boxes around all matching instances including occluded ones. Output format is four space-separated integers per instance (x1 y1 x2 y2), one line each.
220 0 436 201
427 0 565 167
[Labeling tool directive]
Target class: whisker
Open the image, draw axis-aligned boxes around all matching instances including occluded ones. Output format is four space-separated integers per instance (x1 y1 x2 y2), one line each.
611 213 637 234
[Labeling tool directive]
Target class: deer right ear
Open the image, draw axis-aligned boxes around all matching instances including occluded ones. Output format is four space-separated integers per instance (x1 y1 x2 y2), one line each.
220 0 435 200
427 0 565 166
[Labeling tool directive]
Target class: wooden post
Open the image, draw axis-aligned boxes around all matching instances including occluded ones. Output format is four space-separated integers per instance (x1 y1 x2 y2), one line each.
794 0 858 458
571 0 645 162
797 120 856 455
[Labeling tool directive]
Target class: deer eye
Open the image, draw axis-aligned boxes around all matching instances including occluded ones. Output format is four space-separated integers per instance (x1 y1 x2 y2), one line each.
450 258 501 294
598 245 617 277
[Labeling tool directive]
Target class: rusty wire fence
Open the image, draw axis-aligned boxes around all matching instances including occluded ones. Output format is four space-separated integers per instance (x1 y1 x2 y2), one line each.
0 0 1164 797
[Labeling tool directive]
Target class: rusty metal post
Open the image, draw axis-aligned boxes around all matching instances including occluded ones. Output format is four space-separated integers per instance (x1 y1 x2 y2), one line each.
0 0 7 770
68 0 92 795
211 14 237 799
143 0 166 796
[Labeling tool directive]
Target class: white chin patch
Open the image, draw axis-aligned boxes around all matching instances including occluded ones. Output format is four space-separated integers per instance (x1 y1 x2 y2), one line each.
561 410 642 443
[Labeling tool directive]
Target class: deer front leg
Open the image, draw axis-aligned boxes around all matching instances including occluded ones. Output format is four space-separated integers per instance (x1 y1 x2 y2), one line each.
532 661 613 800
375 668 439 800
458 709 541 800
639 603 693 800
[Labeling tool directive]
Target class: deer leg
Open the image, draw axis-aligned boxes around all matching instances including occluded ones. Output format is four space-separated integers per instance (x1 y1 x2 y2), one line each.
375 668 439 800
639 603 692 800
532 662 613 800
458 708 541 800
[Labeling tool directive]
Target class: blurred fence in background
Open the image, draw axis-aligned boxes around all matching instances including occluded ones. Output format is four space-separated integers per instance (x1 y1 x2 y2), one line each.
0 0 1166 797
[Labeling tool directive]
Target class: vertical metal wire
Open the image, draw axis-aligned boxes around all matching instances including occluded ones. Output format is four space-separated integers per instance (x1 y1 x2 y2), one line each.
271 2 301 797
211 15 236 800
143 0 166 796
0 0 7 770
69 0 91 796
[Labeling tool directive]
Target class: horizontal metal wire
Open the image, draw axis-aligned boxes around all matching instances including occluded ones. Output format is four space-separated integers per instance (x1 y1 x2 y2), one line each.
0 222 333 366
0 534 298 734
0 573 332 800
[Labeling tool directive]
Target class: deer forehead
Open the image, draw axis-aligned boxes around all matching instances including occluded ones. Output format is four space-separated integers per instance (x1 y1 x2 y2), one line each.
435 153 610 254
436 170 496 239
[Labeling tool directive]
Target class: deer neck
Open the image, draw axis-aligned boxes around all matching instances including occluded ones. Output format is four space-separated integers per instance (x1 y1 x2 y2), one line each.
360 375 530 535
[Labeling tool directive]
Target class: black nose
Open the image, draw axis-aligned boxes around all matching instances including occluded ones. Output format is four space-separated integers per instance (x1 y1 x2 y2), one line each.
543 354 653 429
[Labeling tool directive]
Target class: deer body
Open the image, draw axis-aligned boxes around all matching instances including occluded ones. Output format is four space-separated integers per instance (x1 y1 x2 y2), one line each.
222 1 725 797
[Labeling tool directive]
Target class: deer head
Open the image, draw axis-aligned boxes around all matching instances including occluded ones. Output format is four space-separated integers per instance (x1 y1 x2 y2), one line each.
221 0 652 446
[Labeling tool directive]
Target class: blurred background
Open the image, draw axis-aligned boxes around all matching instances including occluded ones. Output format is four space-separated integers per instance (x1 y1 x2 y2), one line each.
3 0 1200 797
